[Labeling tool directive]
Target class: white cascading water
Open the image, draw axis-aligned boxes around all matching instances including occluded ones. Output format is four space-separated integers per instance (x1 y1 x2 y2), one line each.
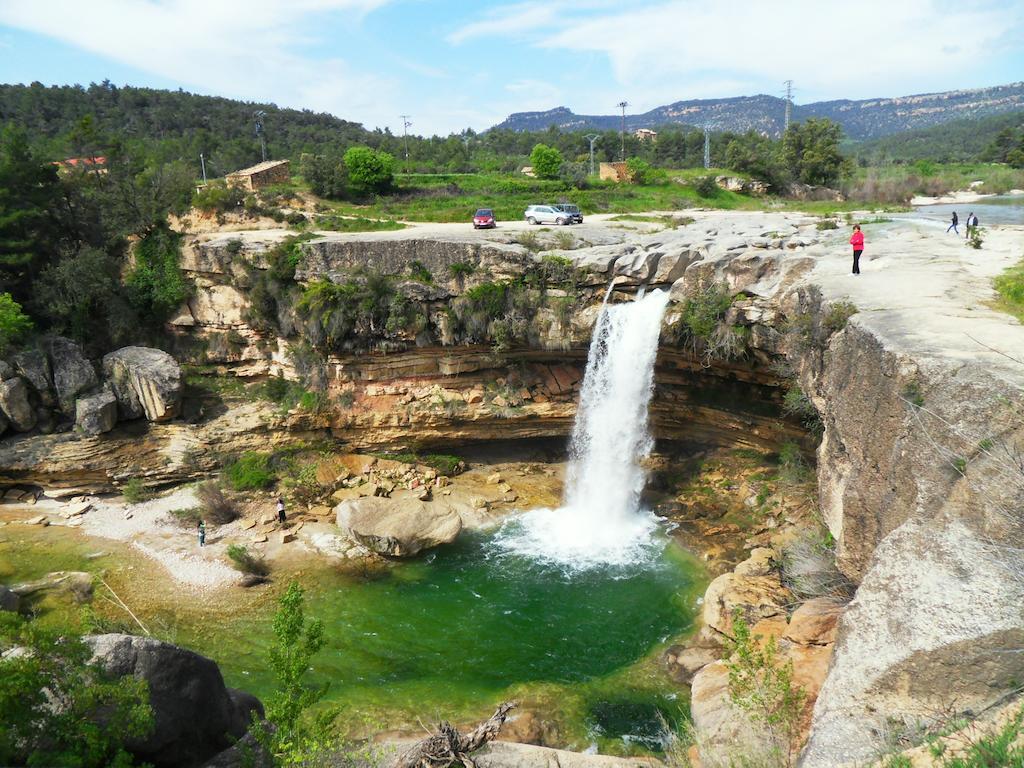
492 288 671 570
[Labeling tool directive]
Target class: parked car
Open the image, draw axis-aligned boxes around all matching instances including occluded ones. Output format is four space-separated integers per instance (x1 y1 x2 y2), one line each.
524 205 570 225
552 203 583 224
473 208 496 229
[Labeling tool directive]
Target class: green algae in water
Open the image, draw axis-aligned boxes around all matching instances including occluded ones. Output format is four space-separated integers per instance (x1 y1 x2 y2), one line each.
183 530 700 748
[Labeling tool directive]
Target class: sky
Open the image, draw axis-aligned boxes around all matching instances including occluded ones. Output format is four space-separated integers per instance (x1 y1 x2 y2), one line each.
0 0 1022 136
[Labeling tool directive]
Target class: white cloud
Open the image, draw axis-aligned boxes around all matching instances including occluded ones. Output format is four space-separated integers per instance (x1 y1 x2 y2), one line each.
450 0 1024 114
0 0 399 128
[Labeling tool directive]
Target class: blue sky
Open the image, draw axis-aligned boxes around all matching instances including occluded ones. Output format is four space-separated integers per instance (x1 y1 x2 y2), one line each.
1 0 1022 136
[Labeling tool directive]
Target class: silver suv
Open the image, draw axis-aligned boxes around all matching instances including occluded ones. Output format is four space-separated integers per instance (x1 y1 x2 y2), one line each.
524 205 570 225
552 204 583 224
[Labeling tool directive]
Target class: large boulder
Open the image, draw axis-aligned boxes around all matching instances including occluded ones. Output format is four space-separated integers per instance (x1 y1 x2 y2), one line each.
103 346 183 422
0 377 36 432
11 347 54 406
335 496 462 557
75 385 118 436
46 337 98 414
86 633 264 768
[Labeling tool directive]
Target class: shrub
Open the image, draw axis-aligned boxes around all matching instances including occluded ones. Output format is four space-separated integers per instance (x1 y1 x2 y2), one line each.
225 452 276 491
449 261 475 278
192 180 244 213
226 544 269 576
554 231 575 251
0 614 154 767
121 478 151 504
815 218 839 230
967 226 984 250
196 481 237 524
407 259 433 284
778 440 812 486
824 300 858 333
695 174 720 198
780 530 854 602
514 231 542 252
125 226 189 326
782 384 822 433
725 611 807 768
0 292 32 354
168 506 203 525
994 259 1024 321
668 283 743 363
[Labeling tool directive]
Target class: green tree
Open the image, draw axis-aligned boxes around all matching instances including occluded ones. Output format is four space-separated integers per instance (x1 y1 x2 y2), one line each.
529 143 563 180
0 292 32 354
0 126 64 291
125 225 190 325
343 146 394 196
782 118 850 187
725 131 789 189
300 153 348 199
250 581 333 765
725 611 806 768
0 613 154 767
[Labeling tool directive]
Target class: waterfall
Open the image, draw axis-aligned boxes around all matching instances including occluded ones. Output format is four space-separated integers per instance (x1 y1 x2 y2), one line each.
492 289 671 570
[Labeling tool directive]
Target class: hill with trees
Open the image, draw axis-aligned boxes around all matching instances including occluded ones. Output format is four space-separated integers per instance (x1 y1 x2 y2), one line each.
495 82 1024 140
846 110 1024 164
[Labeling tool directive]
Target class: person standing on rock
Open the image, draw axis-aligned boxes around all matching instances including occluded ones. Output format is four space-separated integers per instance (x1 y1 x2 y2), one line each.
276 497 286 524
965 211 975 239
198 520 206 547
849 224 864 275
947 211 959 234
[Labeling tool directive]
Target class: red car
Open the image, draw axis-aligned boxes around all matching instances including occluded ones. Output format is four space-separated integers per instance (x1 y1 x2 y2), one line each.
473 208 496 229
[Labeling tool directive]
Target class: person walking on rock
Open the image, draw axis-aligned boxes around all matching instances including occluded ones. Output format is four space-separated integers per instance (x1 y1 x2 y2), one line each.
198 520 206 547
947 211 959 234
276 497 287 524
849 224 864 275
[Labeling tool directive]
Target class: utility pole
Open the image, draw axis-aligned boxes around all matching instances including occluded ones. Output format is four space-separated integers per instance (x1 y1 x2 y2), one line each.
703 126 711 169
783 80 793 133
253 110 267 162
585 133 600 176
616 101 629 162
200 153 207 184
400 115 412 172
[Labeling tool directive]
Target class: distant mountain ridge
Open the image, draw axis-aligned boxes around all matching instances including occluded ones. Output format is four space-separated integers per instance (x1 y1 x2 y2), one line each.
493 83 1024 140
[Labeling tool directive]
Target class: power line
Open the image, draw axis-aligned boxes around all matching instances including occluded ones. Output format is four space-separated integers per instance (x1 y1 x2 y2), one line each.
400 115 412 172
585 133 600 176
783 80 794 133
616 101 629 162
703 126 711 169
253 110 267 162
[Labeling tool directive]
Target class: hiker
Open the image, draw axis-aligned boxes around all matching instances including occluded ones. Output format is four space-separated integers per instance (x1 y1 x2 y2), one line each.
198 520 206 547
849 224 864 275
971 213 979 233
947 211 959 234
276 497 286 524
965 211 975 239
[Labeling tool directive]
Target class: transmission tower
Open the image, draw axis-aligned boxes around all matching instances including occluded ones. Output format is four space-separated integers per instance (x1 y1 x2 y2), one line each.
253 111 267 162
783 80 793 133
400 115 412 171
585 133 600 176
703 126 711 169
616 101 629 162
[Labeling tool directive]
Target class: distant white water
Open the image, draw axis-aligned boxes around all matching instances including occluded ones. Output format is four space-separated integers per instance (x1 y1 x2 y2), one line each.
492 289 671 570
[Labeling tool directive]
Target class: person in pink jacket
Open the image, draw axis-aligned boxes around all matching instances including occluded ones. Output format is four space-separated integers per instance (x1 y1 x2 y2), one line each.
849 225 864 275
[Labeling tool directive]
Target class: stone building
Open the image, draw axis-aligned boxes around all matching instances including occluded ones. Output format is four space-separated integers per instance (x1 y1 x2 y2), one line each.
225 159 291 191
634 128 658 142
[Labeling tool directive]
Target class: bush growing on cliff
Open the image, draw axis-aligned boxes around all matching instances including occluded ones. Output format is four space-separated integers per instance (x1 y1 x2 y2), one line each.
225 451 276 491
0 613 154 767
125 225 190 326
226 544 269 576
667 282 746 364
0 292 32 354
725 611 806 768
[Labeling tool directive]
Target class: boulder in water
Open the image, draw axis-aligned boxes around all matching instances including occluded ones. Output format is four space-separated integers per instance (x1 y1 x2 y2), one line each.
335 496 462 557
86 633 264 768
102 346 183 422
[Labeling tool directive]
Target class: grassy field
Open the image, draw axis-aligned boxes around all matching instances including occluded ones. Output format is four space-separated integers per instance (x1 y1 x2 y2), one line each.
994 259 1024 322
300 170 906 224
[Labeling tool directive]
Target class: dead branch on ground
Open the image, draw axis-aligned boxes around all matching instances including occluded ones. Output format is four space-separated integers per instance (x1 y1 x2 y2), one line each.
394 701 517 768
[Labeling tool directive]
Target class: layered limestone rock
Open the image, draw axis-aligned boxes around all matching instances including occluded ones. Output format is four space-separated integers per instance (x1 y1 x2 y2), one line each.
75 384 118 436
0 376 35 432
47 336 99 413
103 346 183 422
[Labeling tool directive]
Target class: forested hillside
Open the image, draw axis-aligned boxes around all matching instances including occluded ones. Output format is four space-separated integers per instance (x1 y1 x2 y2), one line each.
847 110 1024 163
